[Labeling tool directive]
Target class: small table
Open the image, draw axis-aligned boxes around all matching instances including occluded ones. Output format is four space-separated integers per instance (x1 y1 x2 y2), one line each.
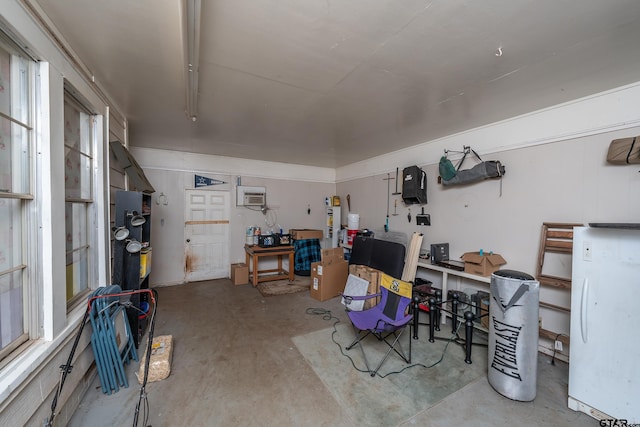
244 244 295 286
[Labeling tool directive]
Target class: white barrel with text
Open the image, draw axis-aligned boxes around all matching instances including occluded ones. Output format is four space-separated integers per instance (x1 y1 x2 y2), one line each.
488 270 540 401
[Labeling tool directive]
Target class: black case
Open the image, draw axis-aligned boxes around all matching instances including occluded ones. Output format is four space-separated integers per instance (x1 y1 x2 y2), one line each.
402 165 427 204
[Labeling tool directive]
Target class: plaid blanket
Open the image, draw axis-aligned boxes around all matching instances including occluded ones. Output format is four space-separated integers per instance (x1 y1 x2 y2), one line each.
293 239 321 274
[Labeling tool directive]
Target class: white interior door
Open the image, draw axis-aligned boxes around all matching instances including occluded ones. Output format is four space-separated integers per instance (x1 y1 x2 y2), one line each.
184 189 230 282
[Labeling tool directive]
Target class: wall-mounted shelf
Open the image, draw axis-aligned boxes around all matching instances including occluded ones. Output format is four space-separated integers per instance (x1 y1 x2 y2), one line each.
535 222 581 346
325 206 340 248
112 190 152 347
416 261 490 325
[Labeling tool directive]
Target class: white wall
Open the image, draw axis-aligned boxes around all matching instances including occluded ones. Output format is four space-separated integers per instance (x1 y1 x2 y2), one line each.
131 148 336 286
335 85 640 360
3 0 638 424
338 127 640 269
335 82 640 182
133 85 640 360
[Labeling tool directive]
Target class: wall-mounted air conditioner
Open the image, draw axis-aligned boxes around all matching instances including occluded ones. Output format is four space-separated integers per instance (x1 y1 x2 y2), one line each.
237 186 266 206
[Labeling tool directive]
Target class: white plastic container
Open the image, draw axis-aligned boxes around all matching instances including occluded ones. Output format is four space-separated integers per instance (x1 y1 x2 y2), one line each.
347 213 360 230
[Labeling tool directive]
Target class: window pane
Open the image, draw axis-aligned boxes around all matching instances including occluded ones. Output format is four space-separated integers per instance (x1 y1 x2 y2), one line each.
64 150 92 200
0 43 29 125
64 100 93 155
64 146 80 198
0 198 21 270
64 108 92 201
64 86 93 304
0 72 30 195
0 47 9 115
65 202 88 301
79 111 92 157
79 152 91 200
65 202 87 249
66 247 88 301
0 197 24 353
0 33 32 362
0 270 24 352
63 100 80 150
0 116 11 193
0 47 11 116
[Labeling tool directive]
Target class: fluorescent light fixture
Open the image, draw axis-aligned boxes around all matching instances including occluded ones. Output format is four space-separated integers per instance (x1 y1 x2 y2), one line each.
184 0 201 121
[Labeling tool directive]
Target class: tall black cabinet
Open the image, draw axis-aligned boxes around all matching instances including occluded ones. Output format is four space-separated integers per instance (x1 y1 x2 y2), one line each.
113 190 152 347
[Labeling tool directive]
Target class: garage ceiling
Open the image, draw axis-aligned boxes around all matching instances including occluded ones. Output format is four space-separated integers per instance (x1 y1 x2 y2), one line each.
33 0 640 167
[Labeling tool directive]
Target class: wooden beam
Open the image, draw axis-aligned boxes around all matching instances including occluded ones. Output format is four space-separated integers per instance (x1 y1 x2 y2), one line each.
538 274 572 289
539 301 570 312
547 230 574 239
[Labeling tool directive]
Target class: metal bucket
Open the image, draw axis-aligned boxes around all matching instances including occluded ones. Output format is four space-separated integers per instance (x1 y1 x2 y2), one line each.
488 270 540 401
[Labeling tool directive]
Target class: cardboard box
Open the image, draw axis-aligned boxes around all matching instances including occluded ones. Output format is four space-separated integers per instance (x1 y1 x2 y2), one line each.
310 248 348 301
348 264 382 309
461 252 506 276
230 263 249 285
289 229 324 240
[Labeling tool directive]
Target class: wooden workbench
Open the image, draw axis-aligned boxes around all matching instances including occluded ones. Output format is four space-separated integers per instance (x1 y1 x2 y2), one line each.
244 244 295 286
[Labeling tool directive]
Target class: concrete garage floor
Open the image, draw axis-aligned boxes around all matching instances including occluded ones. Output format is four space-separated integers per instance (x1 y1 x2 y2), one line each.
68 279 596 427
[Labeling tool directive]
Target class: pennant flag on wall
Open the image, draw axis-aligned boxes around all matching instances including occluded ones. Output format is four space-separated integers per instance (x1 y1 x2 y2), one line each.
195 174 227 188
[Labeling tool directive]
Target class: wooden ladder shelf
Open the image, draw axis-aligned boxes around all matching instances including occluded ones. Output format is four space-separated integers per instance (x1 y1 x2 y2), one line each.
536 222 583 289
536 222 583 342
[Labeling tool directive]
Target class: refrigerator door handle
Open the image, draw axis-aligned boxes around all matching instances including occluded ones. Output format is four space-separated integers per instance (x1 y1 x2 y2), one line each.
580 277 589 343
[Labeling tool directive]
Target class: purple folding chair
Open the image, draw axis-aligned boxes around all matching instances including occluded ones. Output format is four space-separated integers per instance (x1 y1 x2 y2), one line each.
343 274 413 377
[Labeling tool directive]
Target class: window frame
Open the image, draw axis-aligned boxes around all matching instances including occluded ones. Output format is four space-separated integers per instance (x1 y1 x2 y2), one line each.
0 33 37 366
63 87 97 308
0 7 111 404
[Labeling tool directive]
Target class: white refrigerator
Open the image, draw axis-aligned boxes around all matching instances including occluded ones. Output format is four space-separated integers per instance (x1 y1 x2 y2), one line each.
569 225 640 423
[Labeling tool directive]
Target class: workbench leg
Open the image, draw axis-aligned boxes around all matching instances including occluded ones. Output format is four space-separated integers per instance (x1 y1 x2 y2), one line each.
245 251 252 286
252 254 258 286
288 252 294 281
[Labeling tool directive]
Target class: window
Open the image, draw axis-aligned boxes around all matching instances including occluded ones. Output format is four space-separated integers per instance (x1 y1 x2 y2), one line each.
63 90 94 305
0 36 33 361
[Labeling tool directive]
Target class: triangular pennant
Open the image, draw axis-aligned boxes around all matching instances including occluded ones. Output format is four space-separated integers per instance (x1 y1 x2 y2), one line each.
195 175 227 187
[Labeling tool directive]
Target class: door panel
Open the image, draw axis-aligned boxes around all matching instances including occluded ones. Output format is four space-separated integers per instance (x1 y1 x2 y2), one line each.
184 190 230 282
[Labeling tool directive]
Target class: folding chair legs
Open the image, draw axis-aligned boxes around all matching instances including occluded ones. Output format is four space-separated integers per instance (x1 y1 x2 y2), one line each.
346 329 373 375
371 328 411 377
347 325 412 377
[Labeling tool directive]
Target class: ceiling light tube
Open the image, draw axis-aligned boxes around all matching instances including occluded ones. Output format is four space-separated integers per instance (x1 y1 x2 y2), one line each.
184 0 201 121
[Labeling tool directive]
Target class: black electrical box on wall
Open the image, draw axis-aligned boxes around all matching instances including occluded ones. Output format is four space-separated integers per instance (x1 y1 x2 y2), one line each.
402 165 427 204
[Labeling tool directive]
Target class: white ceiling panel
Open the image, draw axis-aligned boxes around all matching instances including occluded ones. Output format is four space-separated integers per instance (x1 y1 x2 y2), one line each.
202 0 379 92
31 0 640 167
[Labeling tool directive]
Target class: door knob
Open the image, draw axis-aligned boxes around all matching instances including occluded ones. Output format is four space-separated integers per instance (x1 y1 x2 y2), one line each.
186 239 190 243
